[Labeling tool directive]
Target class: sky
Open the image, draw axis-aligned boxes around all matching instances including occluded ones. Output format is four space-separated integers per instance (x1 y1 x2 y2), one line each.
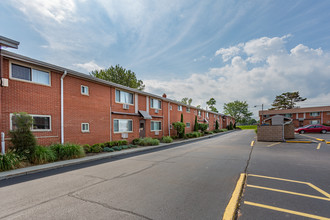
1 0 330 118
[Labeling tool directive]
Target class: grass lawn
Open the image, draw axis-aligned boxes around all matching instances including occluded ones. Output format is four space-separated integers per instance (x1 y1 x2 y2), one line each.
237 125 257 130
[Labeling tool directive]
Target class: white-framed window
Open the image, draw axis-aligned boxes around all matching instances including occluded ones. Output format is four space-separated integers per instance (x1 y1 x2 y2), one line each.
10 63 50 86
310 112 320 117
151 121 161 131
115 89 133 105
206 112 209 118
186 107 190 113
81 123 89 132
150 98 161 109
81 85 89 95
113 119 133 133
310 120 320 125
178 105 182 111
198 110 201 117
10 113 51 131
284 113 292 118
170 105 172 110
186 122 190 128
170 124 173 129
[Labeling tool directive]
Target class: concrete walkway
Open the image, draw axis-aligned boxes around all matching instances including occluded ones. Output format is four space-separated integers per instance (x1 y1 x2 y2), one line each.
0 130 236 180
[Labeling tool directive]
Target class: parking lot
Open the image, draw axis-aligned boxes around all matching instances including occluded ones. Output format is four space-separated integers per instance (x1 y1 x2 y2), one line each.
238 133 330 219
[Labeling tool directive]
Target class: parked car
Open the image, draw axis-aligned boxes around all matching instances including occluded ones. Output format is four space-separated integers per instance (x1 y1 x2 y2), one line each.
295 124 330 134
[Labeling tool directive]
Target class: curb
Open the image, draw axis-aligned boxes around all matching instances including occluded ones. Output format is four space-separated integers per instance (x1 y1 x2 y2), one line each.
222 173 246 220
316 138 325 142
326 141 330 144
286 140 313 143
0 130 238 180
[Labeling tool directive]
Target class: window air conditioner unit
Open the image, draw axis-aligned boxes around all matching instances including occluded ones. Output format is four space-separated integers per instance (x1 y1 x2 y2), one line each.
121 133 128 138
155 131 159 135
155 109 159 113
123 104 129 109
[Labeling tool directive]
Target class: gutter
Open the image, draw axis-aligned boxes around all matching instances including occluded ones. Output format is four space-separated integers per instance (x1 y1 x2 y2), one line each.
61 70 67 144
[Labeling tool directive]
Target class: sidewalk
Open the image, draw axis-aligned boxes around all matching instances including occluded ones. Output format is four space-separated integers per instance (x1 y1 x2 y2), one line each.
0 130 237 180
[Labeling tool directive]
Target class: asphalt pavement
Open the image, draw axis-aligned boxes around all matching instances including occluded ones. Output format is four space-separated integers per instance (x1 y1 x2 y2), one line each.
0 130 255 220
238 133 330 220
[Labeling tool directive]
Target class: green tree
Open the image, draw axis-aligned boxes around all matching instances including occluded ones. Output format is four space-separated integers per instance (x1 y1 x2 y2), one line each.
270 91 306 110
206 98 218 113
9 113 37 157
172 122 185 138
90 64 145 90
181 113 184 123
181 97 192 105
180 113 185 137
215 120 219 130
196 105 201 109
223 100 253 124
194 116 198 131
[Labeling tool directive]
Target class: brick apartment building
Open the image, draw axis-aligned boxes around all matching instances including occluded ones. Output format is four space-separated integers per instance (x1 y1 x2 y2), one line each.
0 36 234 149
259 106 330 128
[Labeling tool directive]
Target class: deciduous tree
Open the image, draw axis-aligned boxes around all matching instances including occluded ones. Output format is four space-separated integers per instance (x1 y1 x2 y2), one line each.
223 101 252 124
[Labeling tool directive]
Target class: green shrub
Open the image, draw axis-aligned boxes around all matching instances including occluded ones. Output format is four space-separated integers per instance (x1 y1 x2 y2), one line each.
204 131 213 135
172 122 185 138
255 128 258 134
30 145 56 164
215 120 219 130
99 143 105 149
50 143 85 160
229 122 233 130
132 138 141 145
121 145 129 149
194 116 198 132
103 147 114 152
90 144 103 153
9 113 37 157
129 144 138 148
138 137 160 146
170 135 178 139
161 136 173 143
83 144 92 153
117 140 128 146
199 123 208 133
0 152 20 171
112 146 122 151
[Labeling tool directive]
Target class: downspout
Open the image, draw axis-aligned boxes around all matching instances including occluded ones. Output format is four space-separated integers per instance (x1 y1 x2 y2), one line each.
110 87 112 141
61 70 67 144
168 102 171 136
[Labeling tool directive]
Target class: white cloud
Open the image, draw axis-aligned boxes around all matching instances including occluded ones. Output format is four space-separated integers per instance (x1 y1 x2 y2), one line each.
74 61 103 72
145 35 330 118
215 45 242 62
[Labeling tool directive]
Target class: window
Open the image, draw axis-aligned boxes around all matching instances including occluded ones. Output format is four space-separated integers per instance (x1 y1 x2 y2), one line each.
284 113 292 118
113 119 133 133
81 123 89 132
310 112 320 117
170 105 172 110
206 112 209 118
81 85 89 95
186 122 190 128
151 121 161 131
310 120 320 125
11 63 50 85
198 110 201 117
150 98 161 109
10 114 51 131
178 105 182 111
186 107 190 113
115 89 133 104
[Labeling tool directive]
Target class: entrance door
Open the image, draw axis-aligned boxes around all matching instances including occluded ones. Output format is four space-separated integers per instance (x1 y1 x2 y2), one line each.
299 121 304 127
139 120 145 138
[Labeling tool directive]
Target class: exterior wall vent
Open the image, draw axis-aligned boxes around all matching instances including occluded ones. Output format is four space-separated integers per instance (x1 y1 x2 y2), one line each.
121 133 128 138
123 104 129 110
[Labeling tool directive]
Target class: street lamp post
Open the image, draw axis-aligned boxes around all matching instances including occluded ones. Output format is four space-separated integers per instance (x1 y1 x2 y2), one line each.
254 104 264 125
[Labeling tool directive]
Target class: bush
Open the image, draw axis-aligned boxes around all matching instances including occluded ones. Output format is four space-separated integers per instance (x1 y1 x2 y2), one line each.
112 146 122 151
103 147 114 152
132 138 141 145
229 122 233 130
161 136 173 143
90 144 103 153
50 143 85 160
170 135 178 140
129 144 138 148
204 131 213 135
138 137 160 146
118 140 128 146
215 120 219 130
0 152 20 171
83 144 92 153
30 145 56 164
185 131 202 138
172 122 185 138
199 123 208 133
122 145 129 150
9 113 37 157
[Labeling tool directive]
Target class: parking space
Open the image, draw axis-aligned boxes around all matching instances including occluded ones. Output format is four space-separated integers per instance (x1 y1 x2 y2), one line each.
239 174 330 220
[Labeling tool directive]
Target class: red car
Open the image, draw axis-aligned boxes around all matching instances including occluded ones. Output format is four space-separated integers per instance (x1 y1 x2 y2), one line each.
295 124 330 134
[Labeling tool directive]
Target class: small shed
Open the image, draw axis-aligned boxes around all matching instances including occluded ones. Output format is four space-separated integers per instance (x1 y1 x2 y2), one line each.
257 115 294 142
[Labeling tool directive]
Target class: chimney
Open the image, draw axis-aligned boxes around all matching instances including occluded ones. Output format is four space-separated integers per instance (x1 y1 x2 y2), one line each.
162 93 167 98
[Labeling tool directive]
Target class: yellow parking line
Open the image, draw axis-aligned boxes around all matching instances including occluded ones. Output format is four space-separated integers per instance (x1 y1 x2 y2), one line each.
326 141 330 144
286 140 312 143
300 134 325 142
317 143 321 150
267 142 281 147
248 174 330 199
244 201 330 220
250 141 255 147
222 173 246 220
247 184 330 201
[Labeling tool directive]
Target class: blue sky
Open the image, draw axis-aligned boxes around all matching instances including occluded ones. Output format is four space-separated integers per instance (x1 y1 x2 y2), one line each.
1 0 330 117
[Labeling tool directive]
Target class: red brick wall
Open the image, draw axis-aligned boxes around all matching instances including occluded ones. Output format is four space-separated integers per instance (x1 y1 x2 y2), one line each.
63 76 111 145
1 58 61 147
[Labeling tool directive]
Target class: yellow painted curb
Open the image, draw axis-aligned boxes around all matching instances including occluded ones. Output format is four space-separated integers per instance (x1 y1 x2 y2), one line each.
326 142 330 144
222 173 246 220
286 141 312 143
316 138 325 142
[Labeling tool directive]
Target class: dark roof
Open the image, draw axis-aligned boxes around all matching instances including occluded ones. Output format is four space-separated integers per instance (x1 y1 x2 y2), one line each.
260 106 330 115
